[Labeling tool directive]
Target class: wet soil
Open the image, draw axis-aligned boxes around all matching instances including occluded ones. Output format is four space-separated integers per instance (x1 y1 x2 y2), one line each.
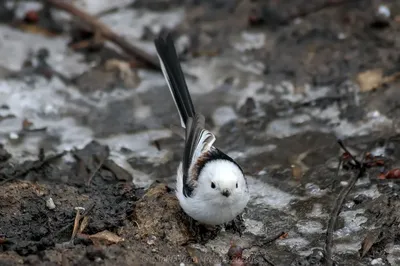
2 0 400 265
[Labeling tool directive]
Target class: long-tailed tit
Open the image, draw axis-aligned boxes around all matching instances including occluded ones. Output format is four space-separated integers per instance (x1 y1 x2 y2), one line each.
154 34 250 226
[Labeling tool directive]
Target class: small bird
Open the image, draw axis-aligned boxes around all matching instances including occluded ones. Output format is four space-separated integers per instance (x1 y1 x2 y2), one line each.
154 33 250 226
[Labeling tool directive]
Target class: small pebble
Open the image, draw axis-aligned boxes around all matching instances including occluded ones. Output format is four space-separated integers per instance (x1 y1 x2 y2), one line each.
258 170 267 175
377 5 390 18
291 114 310 125
337 33 347 40
9 132 19 140
45 197 56 210
75 207 85 212
344 201 355 209
293 18 302 25
371 258 384 265
340 181 348 187
146 235 157 245
305 183 325 196
353 194 370 204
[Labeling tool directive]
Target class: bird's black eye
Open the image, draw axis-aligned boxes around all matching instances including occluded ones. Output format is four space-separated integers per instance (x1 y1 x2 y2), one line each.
211 182 216 189
236 182 238 188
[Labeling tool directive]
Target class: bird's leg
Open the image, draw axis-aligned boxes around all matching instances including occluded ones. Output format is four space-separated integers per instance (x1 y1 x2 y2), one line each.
225 215 245 236
187 216 201 237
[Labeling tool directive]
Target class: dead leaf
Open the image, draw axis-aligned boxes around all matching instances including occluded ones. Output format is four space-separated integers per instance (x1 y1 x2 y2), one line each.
291 164 303 179
360 229 381 257
104 59 139 87
71 207 83 240
357 69 384 92
15 24 58 37
289 150 310 178
22 119 33 130
24 10 39 23
279 232 289 239
89 230 124 246
186 246 200 264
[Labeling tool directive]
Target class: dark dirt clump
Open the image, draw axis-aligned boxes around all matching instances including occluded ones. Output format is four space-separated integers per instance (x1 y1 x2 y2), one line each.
0 142 138 256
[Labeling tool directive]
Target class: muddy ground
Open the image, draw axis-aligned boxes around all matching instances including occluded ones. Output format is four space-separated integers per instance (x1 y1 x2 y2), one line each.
1 0 400 265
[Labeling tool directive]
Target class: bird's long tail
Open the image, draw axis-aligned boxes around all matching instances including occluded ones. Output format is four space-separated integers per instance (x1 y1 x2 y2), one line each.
154 33 195 128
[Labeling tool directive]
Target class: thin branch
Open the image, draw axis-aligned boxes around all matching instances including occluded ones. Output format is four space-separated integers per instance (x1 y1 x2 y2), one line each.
86 155 106 186
46 0 160 70
285 0 358 24
261 254 276 266
324 141 368 266
337 139 361 167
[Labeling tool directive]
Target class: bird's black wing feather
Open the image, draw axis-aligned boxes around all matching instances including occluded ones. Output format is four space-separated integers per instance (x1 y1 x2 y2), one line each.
183 114 216 196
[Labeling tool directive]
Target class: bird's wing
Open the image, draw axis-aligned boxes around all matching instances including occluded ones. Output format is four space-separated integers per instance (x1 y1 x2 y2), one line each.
182 113 216 197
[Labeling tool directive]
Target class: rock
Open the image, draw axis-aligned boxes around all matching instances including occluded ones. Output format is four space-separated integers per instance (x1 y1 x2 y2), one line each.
45 197 56 210
0 252 24 265
133 182 191 245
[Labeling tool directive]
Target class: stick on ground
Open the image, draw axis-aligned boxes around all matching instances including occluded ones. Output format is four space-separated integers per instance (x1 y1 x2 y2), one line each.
46 0 161 70
324 141 367 266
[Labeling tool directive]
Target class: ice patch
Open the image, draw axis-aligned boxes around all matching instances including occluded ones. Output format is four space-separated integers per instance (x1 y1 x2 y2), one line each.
73 0 134 15
278 83 330 103
229 144 276 160
306 203 329 218
386 244 400 266
243 218 264 235
305 183 328 197
212 106 237 127
334 209 367 238
296 220 324 234
334 241 363 254
310 104 341 121
277 236 310 250
266 118 320 138
371 258 384 265
97 130 172 155
334 111 393 138
233 32 266 52
291 114 311 125
247 177 297 209
351 184 381 200
0 26 88 77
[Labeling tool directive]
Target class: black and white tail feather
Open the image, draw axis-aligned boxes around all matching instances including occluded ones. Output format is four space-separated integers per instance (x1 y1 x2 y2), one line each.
154 33 217 197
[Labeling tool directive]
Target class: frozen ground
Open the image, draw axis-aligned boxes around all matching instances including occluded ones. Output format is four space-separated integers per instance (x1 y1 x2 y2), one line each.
1 0 400 265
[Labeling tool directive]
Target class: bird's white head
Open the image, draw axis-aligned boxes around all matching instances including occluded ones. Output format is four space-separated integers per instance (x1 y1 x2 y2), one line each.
196 159 247 203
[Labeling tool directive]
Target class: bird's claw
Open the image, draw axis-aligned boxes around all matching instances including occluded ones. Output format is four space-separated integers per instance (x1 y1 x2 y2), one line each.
225 215 246 236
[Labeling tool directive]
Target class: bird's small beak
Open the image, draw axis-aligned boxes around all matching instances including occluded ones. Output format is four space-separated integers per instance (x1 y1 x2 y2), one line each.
221 189 231 197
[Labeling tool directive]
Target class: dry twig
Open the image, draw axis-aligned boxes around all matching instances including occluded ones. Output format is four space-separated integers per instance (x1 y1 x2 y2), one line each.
324 140 367 266
286 0 358 23
71 207 84 241
86 154 106 186
46 0 160 70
